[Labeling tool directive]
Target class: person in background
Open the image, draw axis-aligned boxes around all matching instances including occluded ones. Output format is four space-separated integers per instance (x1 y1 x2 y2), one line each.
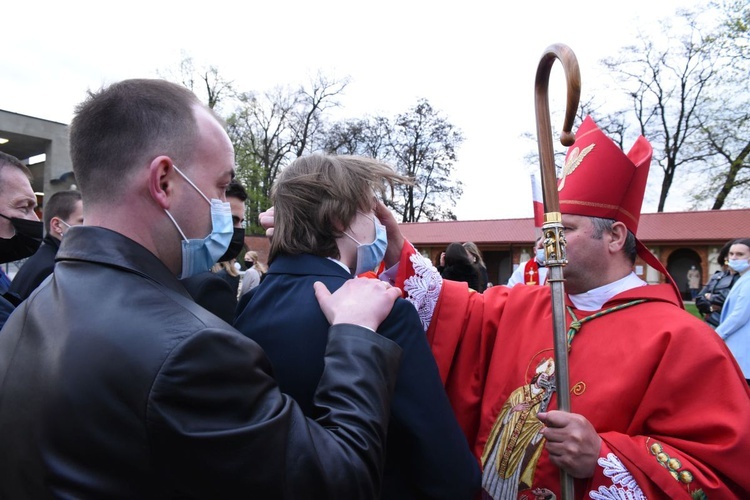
0 151 42 329
240 250 266 295
506 235 548 287
463 241 489 292
211 259 241 293
235 154 480 499
182 178 247 323
716 238 750 385
440 242 480 292
0 79 404 498
695 240 739 328
687 265 701 300
5 190 83 304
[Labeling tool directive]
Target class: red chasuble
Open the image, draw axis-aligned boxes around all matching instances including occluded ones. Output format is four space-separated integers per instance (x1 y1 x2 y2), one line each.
395 243 750 499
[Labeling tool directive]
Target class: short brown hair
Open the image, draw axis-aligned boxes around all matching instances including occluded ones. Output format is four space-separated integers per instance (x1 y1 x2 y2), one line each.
269 154 409 262
69 79 201 204
43 190 82 234
590 216 637 264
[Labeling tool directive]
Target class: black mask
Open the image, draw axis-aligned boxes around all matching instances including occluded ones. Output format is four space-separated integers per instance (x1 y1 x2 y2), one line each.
218 227 245 263
0 214 44 264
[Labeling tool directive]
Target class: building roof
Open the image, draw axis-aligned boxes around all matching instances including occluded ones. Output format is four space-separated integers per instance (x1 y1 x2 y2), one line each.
399 208 750 246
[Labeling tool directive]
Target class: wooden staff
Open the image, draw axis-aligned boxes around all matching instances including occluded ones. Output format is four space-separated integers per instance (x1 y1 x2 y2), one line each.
534 43 580 500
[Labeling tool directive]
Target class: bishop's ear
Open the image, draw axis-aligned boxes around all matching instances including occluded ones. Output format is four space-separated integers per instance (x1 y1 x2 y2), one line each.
608 221 629 252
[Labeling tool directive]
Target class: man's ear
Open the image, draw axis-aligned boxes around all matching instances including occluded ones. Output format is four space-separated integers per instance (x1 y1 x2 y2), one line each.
49 217 64 237
148 156 174 210
608 221 629 253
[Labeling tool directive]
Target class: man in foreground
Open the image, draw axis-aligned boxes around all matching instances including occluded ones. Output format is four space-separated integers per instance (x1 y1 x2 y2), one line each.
377 116 750 498
0 79 403 498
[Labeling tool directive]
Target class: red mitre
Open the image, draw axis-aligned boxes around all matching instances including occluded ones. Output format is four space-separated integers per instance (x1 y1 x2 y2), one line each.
557 115 682 304
557 115 652 234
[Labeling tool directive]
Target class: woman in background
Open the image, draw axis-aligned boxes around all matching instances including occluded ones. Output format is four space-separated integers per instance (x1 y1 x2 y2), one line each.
440 242 480 291
240 250 267 297
463 241 489 291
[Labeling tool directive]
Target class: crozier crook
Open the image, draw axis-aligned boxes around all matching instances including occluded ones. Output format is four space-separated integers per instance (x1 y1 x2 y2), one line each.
534 42 581 500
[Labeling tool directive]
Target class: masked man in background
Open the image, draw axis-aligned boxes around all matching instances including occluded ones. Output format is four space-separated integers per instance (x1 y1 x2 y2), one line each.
0 151 43 328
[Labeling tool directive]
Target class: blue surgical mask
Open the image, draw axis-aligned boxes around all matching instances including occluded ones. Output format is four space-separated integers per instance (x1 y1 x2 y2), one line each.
727 258 749 274
344 212 388 275
536 248 546 266
165 166 234 279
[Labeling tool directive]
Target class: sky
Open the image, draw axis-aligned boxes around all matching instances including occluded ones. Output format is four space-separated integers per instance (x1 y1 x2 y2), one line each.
1 0 707 221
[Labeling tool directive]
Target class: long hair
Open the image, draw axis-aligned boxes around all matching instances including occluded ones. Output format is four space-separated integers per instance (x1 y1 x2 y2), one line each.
245 250 267 274
463 241 485 267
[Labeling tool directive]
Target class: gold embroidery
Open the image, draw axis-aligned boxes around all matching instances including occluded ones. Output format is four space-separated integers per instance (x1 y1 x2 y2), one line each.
571 381 586 395
646 439 706 498
558 143 594 191
555 199 638 229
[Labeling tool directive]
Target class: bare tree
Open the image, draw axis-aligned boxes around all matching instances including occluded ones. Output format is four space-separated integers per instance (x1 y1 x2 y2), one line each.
387 99 464 222
603 10 720 211
226 76 349 233
292 73 350 157
323 100 464 222
226 88 296 234
160 54 234 111
322 116 391 158
698 114 750 209
692 0 750 208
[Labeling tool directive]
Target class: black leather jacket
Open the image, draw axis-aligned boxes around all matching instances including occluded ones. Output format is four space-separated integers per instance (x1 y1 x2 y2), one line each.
695 269 740 326
0 226 402 499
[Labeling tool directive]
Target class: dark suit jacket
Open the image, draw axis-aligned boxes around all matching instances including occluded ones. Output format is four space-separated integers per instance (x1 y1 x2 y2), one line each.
6 234 60 303
234 253 480 499
0 227 403 498
181 271 237 324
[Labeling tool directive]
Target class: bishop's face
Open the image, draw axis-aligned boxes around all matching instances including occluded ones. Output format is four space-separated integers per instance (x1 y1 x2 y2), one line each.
560 214 611 295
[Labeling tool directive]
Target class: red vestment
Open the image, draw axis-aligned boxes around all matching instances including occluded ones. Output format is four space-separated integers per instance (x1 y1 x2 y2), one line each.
523 259 545 285
395 243 750 499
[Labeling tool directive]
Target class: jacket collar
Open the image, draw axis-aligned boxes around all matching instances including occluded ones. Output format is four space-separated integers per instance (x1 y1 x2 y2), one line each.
56 226 190 298
269 253 352 279
41 233 61 251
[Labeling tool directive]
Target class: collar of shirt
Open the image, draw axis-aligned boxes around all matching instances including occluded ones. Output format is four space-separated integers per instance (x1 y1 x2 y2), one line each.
569 272 647 311
327 257 352 275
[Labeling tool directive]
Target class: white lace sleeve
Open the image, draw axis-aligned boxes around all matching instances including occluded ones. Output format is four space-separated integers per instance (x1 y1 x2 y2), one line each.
588 453 645 500
403 252 443 332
